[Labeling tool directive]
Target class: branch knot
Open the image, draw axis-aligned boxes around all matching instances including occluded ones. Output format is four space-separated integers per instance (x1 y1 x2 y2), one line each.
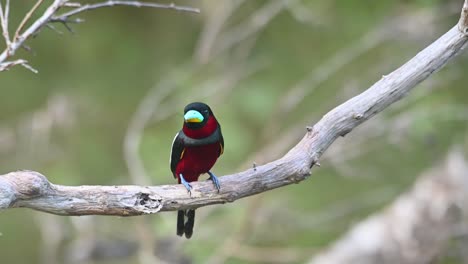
135 192 163 214
4 170 51 199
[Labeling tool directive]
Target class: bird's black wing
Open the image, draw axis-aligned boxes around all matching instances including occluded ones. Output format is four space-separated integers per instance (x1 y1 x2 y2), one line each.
170 131 185 178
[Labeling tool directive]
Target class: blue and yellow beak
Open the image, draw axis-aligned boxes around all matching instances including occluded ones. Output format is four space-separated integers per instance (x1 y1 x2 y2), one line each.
184 110 204 123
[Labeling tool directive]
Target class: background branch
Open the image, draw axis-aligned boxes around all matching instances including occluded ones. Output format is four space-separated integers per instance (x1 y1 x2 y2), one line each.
51 1 199 23
0 0 11 47
0 0 199 72
0 58 37 72
13 0 45 40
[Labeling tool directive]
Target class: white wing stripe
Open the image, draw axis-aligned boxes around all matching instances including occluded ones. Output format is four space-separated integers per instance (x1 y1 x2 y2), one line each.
169 132 179 166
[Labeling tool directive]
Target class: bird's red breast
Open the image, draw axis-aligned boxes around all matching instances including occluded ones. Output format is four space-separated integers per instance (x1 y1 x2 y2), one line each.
176 115 222 182
182 115 218 138
175 143 221 182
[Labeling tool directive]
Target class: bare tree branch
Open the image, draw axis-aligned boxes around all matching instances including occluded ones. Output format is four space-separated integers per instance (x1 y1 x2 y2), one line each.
0 0 199 72
0 2 468 217
51 1 200 23
14 0 45 40
0 0 11 47
0 0 67 66
0 58 37 72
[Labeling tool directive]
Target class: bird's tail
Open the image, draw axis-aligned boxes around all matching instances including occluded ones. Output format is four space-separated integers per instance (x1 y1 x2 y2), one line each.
177 209 196 239
177 210 185 236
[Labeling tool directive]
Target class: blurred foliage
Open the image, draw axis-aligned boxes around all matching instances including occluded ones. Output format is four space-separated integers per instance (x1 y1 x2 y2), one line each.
1 0 468 263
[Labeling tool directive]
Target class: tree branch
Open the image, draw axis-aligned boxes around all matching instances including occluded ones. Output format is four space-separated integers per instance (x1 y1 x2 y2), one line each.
0 0 68 66
52 0 199 23
0 0 199 72
0 0 11 48
0 58 37 72
13 0 45 40
1 2 468 216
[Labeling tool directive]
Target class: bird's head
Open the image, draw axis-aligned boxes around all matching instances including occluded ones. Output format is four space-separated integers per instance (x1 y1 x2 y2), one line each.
183 102 214 129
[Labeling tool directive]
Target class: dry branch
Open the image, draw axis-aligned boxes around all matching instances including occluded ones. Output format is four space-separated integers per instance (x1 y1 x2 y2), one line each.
14 0 45 40
0 58 37 72
0 0 11 47
51 1 199 23
1 2 468 216
0 0 199 72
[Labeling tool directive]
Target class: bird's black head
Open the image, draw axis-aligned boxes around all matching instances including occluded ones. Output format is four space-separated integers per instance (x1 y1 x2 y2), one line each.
183 102 214 129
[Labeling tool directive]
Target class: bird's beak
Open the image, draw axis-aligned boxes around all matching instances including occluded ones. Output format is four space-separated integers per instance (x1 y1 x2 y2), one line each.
184 110 204 123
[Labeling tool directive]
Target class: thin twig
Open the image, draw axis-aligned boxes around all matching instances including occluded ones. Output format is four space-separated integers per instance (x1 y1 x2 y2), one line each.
14 0 45 40
0 59 37 73
0 0 199 70
0 0 11 48
0 0 65 63
52 0 199 23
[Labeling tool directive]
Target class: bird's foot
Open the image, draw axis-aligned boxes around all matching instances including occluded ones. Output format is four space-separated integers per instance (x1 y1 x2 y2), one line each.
208 171 221 192
179 174 192 195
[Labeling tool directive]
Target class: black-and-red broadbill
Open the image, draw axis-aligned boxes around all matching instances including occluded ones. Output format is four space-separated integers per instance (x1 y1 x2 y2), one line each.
170 102 224 238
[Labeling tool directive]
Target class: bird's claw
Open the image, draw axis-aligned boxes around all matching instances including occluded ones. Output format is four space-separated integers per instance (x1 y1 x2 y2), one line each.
179 174 192 195
208 171 221 192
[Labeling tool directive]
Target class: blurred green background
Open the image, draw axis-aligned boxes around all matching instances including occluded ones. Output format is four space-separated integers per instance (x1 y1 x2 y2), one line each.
1 0 468 263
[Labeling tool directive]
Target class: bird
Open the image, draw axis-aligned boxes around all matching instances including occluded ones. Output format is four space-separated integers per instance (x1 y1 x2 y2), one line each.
170 102 224 238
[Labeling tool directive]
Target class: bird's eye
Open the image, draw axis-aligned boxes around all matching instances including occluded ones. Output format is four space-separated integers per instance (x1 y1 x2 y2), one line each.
204 110 209 113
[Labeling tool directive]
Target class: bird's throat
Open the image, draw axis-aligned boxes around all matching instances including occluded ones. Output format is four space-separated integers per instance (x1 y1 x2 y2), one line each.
183 116 218 139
